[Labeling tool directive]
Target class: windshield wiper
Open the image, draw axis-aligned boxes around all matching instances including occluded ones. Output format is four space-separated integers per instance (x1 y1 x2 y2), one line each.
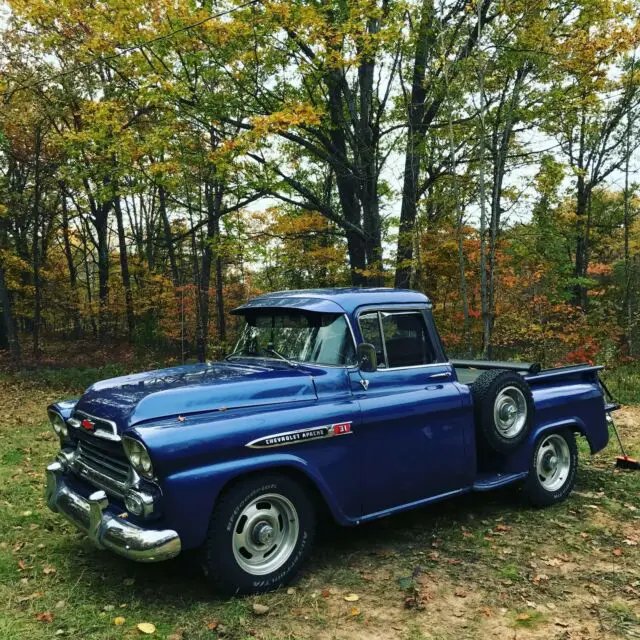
264 348 298 368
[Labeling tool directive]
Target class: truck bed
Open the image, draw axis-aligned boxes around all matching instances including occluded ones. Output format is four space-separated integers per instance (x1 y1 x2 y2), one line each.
452 360 603 387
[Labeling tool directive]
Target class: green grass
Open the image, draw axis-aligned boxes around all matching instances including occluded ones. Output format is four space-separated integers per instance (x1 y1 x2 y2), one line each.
0 375 639 639
601 360 640 404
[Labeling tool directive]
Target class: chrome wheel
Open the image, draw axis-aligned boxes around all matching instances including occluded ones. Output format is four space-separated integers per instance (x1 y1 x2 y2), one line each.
536 434 571 492
493 386 528 438
232 493 299 576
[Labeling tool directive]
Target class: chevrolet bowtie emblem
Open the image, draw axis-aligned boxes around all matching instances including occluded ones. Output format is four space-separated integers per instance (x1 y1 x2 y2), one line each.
81 418 96 431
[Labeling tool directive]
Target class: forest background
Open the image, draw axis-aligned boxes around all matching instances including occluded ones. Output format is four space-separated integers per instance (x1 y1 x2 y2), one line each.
2 0 640 395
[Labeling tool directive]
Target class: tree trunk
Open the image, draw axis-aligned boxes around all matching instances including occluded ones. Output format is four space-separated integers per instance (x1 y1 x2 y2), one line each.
31 126 43 358
213 216 226 345
114 195 135 341
573 175 590 309
60 188 81 338
0 262 20 362
477 32 490 357
395 0 433 288
94 201 111 337
196 177 225 362
158 184 180 288
81 224 99 339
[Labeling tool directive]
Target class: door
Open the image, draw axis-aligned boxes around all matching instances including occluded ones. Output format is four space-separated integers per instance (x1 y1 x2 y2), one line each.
352 308 470 516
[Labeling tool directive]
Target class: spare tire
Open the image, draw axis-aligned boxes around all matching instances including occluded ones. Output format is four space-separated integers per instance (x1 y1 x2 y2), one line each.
470 369 534 454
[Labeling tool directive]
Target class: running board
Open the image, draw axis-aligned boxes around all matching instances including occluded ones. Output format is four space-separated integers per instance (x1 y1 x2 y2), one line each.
472 471 528 492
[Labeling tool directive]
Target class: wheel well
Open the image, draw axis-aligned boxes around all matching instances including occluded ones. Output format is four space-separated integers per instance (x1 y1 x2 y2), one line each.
217 466 335 523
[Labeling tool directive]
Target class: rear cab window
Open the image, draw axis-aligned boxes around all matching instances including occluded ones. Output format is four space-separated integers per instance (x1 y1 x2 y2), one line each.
358 310 436 369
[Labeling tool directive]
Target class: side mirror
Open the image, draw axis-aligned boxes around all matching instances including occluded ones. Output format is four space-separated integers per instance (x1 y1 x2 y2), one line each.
357 343 378 373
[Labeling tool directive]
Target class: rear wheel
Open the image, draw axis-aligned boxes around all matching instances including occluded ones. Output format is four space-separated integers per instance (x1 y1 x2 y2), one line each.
524 429 578 507
201 474 316 595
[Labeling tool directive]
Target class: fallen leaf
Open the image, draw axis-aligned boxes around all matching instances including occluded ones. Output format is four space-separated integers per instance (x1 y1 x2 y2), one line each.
495 524 512 532
43 567 56 575
454 588 467 598
428 551 439 561
18 559 26 571
481 607 492 618
287 587 296 595
516 613 531 621
113 617 126 626
17 592 42 603
252 603 269 615
350 607 361 616
624 539 638 546
344 594 359 602
55 600 65 609
206 620 218 630
36 611 55 623
543 557 562 567
137 622 156 634
103 605 115 612
532 574 549 585
321 589 330 598
613 548 623 557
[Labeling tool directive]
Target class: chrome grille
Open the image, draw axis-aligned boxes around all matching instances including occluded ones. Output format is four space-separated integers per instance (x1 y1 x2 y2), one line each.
72 435 131 498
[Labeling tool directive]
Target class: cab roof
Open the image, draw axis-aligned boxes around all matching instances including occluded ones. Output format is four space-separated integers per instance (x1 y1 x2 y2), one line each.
232 288 431 315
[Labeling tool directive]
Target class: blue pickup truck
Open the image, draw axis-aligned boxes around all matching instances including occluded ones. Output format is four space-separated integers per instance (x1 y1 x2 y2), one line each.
45 288 614 594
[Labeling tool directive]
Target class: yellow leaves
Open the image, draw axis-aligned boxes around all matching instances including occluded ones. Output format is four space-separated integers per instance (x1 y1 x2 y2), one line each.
250 103 323 135
113 616 126 625
136 622 156 634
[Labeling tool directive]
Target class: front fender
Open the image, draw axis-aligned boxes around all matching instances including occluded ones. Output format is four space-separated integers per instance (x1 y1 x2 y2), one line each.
47 399 78 421
160 452 353 550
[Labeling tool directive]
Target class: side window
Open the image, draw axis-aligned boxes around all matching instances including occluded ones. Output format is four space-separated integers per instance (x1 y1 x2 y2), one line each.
359 312 386 369
381 312 434 368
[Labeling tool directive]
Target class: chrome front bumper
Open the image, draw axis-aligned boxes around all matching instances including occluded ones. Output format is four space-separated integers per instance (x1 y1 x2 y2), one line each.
45 461 181 563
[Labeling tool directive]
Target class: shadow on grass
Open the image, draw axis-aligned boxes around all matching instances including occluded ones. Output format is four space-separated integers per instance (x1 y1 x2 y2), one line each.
60 486 523 604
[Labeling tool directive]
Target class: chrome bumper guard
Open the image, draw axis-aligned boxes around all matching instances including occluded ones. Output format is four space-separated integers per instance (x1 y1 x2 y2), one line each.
45 461 181 563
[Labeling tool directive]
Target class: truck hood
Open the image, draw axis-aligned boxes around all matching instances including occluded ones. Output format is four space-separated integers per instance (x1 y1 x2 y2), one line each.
73 361 317 431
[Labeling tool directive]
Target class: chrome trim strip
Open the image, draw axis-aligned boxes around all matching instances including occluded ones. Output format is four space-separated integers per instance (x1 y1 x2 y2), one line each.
73 457 128 498
246 421 353 449
372 362 453 372
46 462 180 563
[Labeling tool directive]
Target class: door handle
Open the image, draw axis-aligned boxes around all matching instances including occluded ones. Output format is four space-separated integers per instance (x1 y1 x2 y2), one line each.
427 372 451 379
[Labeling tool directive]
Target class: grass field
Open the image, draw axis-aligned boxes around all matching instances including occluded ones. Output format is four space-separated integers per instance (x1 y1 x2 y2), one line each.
0 375 639 640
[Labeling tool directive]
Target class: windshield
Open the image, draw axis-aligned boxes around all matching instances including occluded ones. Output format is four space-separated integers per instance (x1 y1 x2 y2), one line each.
231 311 356 367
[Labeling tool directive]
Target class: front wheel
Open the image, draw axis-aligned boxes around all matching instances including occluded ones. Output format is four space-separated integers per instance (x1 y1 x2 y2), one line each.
201 474 316 595
523 429 578 507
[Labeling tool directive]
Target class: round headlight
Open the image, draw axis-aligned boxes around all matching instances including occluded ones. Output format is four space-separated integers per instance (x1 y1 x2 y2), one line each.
123 437 154 479
48 411 68 438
